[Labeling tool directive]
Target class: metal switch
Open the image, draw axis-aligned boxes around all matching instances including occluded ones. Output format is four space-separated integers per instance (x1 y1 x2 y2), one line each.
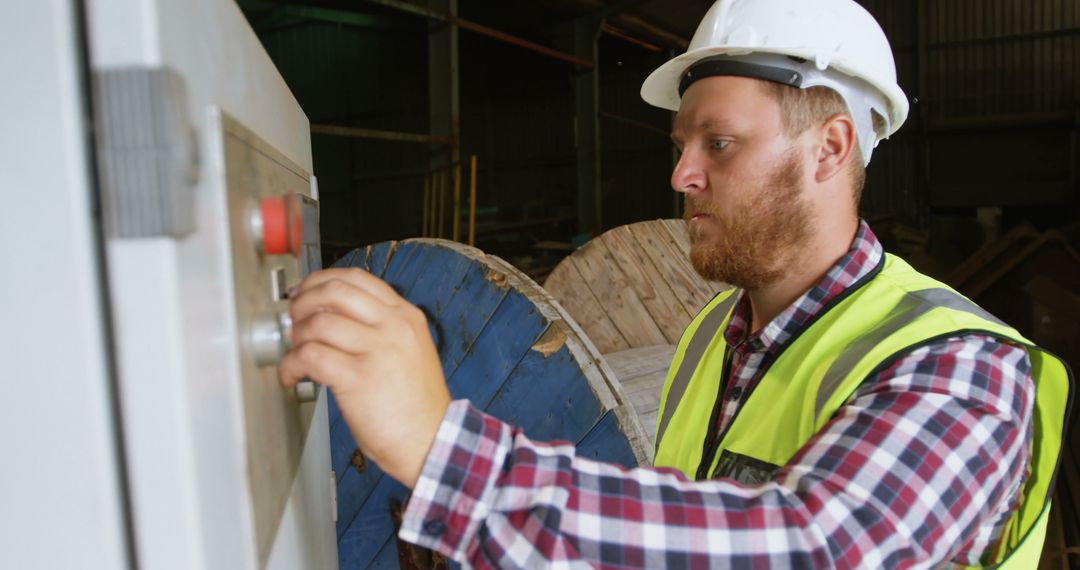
250 307 317 402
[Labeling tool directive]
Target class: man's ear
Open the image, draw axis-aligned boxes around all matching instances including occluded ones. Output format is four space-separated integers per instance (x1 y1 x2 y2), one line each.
815 114 857 183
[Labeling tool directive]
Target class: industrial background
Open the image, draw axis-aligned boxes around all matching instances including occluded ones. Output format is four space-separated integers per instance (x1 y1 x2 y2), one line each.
235 0 1080 564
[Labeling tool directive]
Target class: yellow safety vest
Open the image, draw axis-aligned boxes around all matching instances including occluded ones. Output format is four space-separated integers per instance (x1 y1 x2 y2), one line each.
654 253 1072 568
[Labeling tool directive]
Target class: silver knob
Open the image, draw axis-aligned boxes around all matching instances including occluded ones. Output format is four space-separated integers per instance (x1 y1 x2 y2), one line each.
250 309 289 367
250 308 318 402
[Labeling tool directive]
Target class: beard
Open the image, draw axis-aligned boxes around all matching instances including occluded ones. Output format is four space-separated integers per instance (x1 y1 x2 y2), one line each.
685 149 815 290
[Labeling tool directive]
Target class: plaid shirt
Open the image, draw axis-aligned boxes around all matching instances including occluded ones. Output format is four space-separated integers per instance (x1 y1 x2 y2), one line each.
400 221 1034 568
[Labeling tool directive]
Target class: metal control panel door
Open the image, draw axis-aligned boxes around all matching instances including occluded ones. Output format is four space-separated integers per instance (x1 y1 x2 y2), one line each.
222 113 323 565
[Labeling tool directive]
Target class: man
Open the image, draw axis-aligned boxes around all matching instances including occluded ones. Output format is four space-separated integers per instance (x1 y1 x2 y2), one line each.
281 0 1071 567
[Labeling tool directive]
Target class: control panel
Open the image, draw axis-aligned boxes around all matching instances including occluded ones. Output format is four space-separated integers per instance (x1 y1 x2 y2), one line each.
221 114 322 564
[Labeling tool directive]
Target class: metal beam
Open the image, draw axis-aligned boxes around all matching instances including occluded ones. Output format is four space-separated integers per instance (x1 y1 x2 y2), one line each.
609 13 689 50
282 7 388 28
242 1 396 30
599 111 668 137
575 17 603 235
427 0 460 240
594 0 656 20
601 24 661 52
558 0 689 50
310 124 453 145
362 0 594 68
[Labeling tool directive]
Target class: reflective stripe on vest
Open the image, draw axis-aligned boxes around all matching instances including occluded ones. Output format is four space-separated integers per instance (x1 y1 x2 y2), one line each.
654 291 739 453
814 287 1007 420
653 253 1072 567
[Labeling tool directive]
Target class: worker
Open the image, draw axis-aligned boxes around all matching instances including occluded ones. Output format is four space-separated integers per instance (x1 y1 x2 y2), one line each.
281 0 1072 567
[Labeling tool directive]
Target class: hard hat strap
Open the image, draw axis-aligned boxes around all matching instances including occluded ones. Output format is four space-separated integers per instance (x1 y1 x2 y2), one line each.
679 58 804 97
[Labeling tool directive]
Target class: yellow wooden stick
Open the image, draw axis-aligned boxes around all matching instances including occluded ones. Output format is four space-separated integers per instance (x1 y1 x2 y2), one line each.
437 170 446 238
469 155 478 247
422 175 431 237
452 163 462 242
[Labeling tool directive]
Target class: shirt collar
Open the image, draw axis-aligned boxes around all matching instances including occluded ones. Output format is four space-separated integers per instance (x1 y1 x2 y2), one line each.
723 220 884 352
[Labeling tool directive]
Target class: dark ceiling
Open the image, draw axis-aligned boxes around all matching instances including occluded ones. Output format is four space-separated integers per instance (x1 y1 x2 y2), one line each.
240 0 711 53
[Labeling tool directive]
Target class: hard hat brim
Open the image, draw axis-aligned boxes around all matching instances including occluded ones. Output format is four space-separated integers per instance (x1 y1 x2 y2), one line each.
640 46 910 138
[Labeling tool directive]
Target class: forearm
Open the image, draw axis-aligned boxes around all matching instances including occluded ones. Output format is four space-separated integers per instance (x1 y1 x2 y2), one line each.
400 338 1032 568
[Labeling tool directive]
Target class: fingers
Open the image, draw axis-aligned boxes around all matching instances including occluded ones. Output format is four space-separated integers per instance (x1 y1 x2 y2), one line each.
278 340 356 390
290 277 389 325
293 268 402 306
290 311 376 355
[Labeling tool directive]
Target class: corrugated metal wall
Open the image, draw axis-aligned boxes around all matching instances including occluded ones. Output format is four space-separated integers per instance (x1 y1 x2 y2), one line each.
859 0 1080 225
921 0 1080 118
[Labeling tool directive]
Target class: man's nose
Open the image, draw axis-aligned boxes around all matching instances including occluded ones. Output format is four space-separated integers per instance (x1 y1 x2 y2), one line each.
671 148 706 195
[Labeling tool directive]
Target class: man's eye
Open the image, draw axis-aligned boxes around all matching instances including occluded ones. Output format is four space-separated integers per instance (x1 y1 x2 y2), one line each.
711 140 729 152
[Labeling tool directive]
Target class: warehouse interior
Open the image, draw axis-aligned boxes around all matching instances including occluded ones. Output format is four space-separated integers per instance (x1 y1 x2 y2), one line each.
238 0 1080 278
7 0 1080 567
235 0 1080 563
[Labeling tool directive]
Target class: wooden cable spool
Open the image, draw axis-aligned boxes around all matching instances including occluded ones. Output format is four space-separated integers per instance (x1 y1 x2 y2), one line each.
326 238 651 568
544 219 727 353
543 219 730 446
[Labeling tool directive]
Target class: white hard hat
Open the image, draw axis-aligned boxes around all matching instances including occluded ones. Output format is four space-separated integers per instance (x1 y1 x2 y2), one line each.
641 0 909 165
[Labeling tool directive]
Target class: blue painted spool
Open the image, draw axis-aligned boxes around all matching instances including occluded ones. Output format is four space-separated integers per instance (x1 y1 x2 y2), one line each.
328 239 651 568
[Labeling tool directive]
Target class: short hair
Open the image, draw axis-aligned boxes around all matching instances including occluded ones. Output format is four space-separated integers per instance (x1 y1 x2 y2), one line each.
761 83 881 205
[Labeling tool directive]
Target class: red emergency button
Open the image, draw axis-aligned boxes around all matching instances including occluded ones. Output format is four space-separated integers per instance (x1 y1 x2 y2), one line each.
260 194 303 257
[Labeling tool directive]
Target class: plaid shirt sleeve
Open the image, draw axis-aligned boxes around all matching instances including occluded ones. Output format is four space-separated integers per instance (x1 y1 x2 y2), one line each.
399 335 1033 568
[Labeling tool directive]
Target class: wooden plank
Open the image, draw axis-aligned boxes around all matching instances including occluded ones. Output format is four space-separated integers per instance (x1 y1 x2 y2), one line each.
661 218 728 293
327 391 342 432
334 456 386 539
620 369 667 448
370 539 400 569
394 247 476 356
605 345 675 449
329 240 651 567
338 477 411 569
631 222 715 313
605 344 676 380
661 218 691 252
366 240 398 277
334 242 515 542
328 409 358 481
377 241 424 295
543 257 630 354
571 239 669 349
330 247 363 271
606 225 692 343
483 323 605 444
575 409 640 468
489 255 652 464
444 287 549 406
429 259 512 380
334 287 536 543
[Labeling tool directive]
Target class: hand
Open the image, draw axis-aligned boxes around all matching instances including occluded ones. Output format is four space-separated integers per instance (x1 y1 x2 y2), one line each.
278 268 451 488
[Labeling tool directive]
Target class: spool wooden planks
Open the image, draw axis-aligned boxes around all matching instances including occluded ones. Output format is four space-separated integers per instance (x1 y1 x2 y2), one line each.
327 239 651 569
543 219 730 451
543 219 728 355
